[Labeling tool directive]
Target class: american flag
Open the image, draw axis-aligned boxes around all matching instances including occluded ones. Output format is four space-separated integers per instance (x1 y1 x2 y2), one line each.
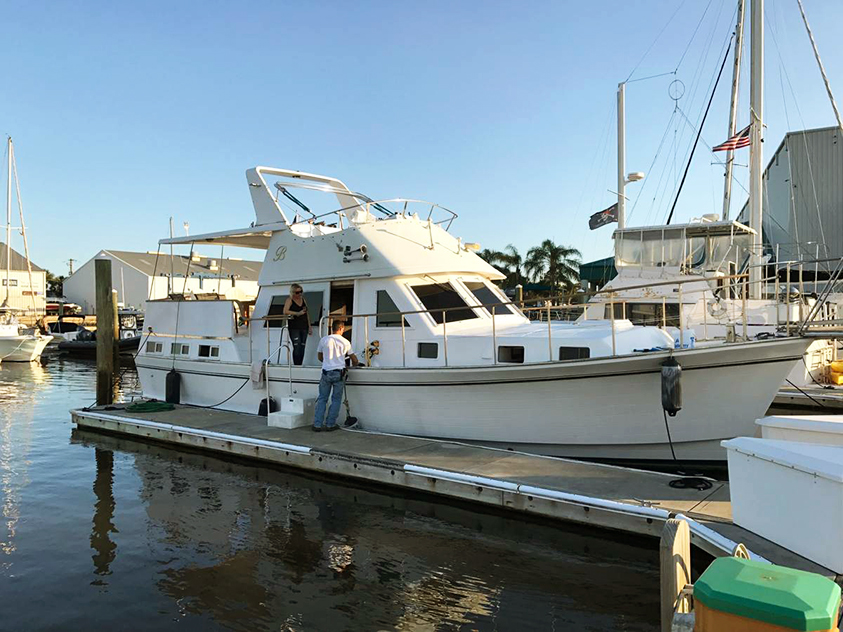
712 124 751 152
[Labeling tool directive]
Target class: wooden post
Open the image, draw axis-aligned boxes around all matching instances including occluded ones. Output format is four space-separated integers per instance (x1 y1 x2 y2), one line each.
660 518 691 632
111 289 120 371
95 259 115 405
515 284 523 307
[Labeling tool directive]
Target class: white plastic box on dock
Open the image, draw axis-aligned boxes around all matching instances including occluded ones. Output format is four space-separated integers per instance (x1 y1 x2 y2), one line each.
757 415 843 446
267 397 315 429
723 437 843 574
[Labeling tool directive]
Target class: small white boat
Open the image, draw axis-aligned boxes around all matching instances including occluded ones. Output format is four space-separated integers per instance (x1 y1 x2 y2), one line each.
0 137 51 362
0 310 52 362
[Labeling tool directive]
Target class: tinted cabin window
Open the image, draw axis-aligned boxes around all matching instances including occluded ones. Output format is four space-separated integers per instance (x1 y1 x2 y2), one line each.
417 342 438 359
411 283 477 324
497 346 524 363
559 346 590 361
198 345 219 358
606 302 680 327
464 281 515 315
376 290 409 327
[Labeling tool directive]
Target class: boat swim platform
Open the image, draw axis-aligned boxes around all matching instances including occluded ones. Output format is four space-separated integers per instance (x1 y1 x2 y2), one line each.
773 385 843 410
71 404 837 580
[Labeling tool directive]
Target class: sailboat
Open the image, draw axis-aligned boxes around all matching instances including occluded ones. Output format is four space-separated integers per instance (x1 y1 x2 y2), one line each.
0 138 52 362
586 0 839 388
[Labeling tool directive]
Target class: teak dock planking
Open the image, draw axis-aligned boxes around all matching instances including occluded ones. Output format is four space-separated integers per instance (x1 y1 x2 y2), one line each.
72 404 838 580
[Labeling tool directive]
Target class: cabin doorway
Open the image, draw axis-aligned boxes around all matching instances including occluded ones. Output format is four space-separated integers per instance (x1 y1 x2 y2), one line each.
329 281 354 343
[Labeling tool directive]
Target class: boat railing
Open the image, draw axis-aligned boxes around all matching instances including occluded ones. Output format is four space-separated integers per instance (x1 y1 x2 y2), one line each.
299 198 458 232
307 273 766 367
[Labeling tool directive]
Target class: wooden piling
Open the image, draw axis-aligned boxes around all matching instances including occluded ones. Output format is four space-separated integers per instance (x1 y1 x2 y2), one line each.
95 259 116 405
660 517 691 632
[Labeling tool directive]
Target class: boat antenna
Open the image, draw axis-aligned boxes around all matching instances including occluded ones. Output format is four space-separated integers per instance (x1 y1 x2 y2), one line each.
666 35 734 225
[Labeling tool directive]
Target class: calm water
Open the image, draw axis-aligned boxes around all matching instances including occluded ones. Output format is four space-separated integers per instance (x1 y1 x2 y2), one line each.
0 356 660 631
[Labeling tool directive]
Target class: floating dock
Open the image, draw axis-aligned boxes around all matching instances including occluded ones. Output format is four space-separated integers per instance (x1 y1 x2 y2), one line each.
72 404 838 580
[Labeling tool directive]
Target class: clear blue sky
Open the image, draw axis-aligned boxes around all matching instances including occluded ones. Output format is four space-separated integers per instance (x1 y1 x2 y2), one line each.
2 0 842 277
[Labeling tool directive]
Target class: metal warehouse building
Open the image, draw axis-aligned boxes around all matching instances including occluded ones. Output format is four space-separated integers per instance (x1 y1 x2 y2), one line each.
740 125 843 266
63 250 262 314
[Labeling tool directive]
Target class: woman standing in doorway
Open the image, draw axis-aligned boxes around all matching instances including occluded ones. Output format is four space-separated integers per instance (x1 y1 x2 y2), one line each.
283 283 311 365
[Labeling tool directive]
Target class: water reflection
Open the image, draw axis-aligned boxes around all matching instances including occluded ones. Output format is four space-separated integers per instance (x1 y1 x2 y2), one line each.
72 429 659 631
91 448 117 581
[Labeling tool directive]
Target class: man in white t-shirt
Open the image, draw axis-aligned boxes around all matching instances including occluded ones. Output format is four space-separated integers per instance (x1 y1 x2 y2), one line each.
313 320 359 431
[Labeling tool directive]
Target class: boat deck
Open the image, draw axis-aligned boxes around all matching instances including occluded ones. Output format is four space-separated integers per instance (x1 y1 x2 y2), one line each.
72 404 838 580
773 385 843 411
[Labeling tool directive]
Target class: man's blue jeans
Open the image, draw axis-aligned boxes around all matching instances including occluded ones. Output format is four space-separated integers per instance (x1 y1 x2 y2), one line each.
314 369 344 428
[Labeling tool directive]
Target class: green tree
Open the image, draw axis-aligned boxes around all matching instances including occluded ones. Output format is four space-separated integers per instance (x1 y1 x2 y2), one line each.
478 249 511 279
45 270 65 296
499 244 525 288
524 239 581 292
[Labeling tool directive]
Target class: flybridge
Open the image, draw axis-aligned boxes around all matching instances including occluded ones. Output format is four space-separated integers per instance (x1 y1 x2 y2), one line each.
160 166 459 249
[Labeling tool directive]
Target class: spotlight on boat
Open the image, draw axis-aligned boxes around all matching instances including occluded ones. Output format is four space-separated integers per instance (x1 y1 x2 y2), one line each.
464 242 481 252
626 172 645 183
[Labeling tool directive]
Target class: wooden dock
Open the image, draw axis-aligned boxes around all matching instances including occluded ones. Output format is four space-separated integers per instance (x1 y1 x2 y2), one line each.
71 404 838 580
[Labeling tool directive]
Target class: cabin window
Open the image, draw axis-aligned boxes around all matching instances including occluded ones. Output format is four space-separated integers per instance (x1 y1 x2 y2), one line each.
464 281 515 315
146 341 163 353
198 344 220 358
410 283 477 324
376 290 409 327
606 302 680 328
497 346 524 363
1 279 18 287
171 343 189 355
417 342 438 359
265 291 324 328
559 346 590 361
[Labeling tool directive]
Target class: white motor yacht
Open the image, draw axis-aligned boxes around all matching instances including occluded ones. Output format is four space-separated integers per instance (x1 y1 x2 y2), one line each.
135 168 809 462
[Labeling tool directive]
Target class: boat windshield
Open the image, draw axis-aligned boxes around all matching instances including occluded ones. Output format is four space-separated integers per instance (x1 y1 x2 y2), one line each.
615 223 752 273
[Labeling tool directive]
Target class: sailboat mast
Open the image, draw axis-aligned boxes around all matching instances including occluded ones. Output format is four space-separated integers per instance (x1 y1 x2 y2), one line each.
723 0 746 220
617 82 627 229
5 138 11 306
748 0 764 299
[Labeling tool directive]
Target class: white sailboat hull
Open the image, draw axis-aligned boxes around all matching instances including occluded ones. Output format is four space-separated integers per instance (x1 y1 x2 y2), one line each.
135 337 808 462
0 334 52 362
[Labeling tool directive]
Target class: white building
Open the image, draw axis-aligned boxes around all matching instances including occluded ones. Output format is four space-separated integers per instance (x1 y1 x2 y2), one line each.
0 242 47 314
63 250 262 314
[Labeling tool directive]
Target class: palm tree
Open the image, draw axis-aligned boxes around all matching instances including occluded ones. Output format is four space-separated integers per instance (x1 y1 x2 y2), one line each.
478 249 511 279
524 239 581 292
500 244 524 288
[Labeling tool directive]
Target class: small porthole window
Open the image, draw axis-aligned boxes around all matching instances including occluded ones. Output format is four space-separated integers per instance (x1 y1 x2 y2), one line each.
199 344 220 358
497 346 524 363
417 342 438 359
146 341 163 353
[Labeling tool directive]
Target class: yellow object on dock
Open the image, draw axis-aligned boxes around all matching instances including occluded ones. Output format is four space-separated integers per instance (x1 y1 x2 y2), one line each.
829 370 843 386
830 360 843 373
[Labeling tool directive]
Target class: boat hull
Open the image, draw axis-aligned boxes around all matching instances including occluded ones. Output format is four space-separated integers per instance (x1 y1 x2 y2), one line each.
135 337 809 461
57 336 141 358
0 335 53 362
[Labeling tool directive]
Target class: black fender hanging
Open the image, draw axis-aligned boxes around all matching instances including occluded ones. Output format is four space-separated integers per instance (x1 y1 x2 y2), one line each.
661 357 682 417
